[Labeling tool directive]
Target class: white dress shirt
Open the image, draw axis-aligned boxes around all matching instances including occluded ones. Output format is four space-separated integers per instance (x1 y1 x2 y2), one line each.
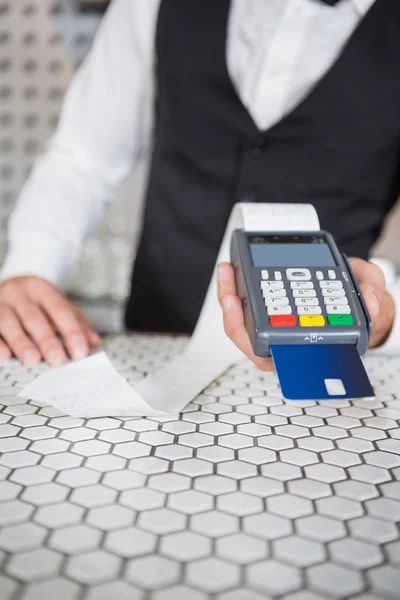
1 0 399 351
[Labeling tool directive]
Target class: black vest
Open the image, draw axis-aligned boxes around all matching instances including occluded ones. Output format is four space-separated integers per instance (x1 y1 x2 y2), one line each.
125 0 400 334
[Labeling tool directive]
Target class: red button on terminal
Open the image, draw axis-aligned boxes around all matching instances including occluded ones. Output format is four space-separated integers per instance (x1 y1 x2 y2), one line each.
270 315 296 327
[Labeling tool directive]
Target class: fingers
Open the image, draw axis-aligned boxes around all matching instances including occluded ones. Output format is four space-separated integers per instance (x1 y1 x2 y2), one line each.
0 306 41 365
218 263 275 372
14 301 66 366
38 291 90 361
0 339 12 361
349 258 386 304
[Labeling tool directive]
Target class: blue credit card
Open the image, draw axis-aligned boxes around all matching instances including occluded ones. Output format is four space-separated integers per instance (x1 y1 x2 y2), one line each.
271 344 374 401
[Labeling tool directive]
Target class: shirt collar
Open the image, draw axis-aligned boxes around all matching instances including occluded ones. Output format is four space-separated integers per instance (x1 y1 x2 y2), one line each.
351 0 376 16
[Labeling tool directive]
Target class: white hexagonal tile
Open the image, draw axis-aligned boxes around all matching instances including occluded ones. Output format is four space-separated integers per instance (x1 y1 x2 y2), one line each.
0 523 46 553
112 442 151 459
194 474 236 495
217 492 263 517
72 440 112 457
385 540 400 565
21 482 69 506
305 464 346 484
20 426 58 441
128 456 168 474
243 513 292 540
105 527 156 558
56 467 100 487
349 465 391 485
381 481 400 500
10 466 55 486
161 421 196 435
49 525 101 554
0 450 40 468
86 505 134 531
187 558 240 593
41 453 83 470
0 500 34 527
238 447 276 465
216 460 257 480
240 476 284 498
349 516 399 543
288 479 331 500
19 578 80 600
321 449 361 468
273 535 326 567
29 439 69 455
154 445 193 460
260 462 301 481
167 490 213 515
102 470 146 491
365 498 400 522
190 511 239 537
296 515 346 542
236 423 271 437
247 559 302 596
316 496 363 520
267 493 313 519
368 565 400 599
160 531 212 561
275 425 309 439
280 449 318 467
149 473 190 493
217 590 267 600
216 533 268 564
138 508 186 535
66 550 121 584
172 458 213 477
297 437 334 452
330 538 383 569
35 502 84 528
126 556 180 589
337 437 373 453
309 563 364 597
86 581 143 600
70 484 117 508
258 434 294 451
87 455 127 472
218 434 253 450
6 548 62 582
120 488 165 511
0 481 22 502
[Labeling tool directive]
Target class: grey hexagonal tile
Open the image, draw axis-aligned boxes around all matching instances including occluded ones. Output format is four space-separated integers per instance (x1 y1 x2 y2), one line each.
56 467 100 488
316 496 363 520
0 481 22 502
305 464 346 484
268 493 313 519
128 456 168 474
85 581 143 600
217 492 263 517
0 500 34 527
70 484 117 508
258 434 294 451
172 458 213 477
19 578 80 600
240 476 284 498
288 479 331 500
365 497 400 522
120 488 165 511
296 515 346 542
260 462 301 481
35 502 84 528
21 482 69 506
349 516 399 543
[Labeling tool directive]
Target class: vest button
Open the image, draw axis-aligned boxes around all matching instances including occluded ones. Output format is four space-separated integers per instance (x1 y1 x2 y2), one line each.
250 136 266 157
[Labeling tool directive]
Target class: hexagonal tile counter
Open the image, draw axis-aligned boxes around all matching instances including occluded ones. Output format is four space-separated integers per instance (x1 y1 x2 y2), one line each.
0 333 399 599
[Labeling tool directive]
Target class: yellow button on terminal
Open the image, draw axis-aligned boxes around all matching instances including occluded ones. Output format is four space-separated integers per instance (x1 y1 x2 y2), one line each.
299 315 326 327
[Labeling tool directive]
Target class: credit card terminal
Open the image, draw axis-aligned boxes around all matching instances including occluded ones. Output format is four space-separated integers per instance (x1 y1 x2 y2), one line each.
230 230 372 359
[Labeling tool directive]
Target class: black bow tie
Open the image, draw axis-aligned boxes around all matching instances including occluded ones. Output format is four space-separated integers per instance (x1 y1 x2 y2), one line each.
320 0 342 5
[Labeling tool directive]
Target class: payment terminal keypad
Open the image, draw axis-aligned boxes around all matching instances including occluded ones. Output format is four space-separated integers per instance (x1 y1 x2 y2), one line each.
260 268 354 328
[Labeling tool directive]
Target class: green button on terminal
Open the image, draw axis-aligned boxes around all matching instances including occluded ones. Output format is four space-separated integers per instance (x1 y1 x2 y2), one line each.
328 314 354 326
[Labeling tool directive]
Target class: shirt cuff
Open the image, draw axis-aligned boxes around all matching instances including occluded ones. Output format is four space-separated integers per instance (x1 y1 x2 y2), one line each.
0 234 72 286
375 281 400 355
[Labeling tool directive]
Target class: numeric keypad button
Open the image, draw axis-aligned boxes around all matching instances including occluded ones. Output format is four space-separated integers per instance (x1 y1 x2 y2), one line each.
274 271 282 281
290 282 314 290
262 288 287 298
326 305 351 314
261 270 269 280
292 289 316 298
261 281 284 290
319 280 343 289
321 288 345 297
295 298 319 306
324 296 349 305
265 297 289 307
316 271 324 280
297 306 322 315
328 270 336 279
267 306 292 315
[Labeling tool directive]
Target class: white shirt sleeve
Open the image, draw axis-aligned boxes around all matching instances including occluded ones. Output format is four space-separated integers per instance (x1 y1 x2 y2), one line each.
381 280 400 353
0 0 160 286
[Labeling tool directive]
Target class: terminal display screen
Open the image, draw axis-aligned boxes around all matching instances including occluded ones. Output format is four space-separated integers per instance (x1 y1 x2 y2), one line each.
248 234 336 268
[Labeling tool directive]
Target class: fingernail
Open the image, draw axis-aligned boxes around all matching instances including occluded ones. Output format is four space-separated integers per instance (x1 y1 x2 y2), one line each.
222 296 232 313
72 345 88 361
47 350 65 367
218 264 230 282
23 349 38 365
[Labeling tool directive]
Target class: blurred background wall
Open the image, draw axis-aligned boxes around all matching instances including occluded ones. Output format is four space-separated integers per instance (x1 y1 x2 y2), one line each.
1 0 399 330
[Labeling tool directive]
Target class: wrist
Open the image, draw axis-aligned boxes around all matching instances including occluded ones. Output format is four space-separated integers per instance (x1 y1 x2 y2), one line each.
369 291 396 348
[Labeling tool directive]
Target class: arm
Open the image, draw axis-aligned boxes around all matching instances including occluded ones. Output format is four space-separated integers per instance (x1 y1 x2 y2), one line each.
0 0 160 365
